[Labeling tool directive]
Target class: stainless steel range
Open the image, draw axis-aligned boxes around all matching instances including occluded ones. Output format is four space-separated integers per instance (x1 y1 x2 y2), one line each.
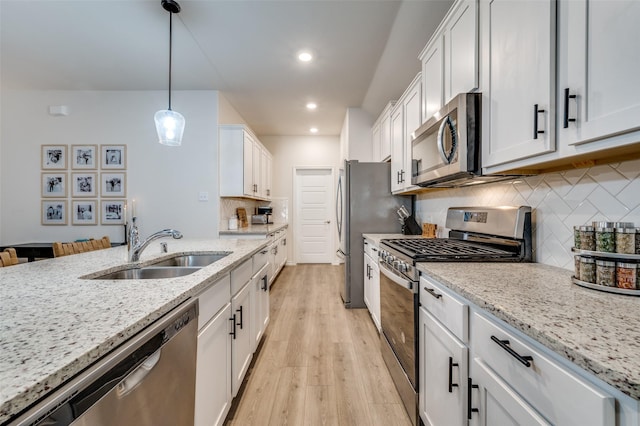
378 206 532 424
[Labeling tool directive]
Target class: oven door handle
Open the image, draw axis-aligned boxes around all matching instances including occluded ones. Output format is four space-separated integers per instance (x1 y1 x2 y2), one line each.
380 262 415 292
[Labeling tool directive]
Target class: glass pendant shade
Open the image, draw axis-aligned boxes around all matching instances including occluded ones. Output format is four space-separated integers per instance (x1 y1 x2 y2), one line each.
155 109 185 146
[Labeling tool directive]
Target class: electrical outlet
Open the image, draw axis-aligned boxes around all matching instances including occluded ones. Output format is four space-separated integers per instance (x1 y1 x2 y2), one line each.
198 191 209 201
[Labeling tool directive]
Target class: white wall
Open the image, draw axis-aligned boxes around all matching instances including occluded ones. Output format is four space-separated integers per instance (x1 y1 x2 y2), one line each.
261 135 341 263
415 159 640 271
0 90 220 245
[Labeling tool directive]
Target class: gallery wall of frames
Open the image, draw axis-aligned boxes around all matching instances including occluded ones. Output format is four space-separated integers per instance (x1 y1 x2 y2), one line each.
41 144 127 226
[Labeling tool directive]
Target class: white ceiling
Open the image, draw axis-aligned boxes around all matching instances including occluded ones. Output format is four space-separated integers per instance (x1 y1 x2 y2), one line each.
0 0 453 137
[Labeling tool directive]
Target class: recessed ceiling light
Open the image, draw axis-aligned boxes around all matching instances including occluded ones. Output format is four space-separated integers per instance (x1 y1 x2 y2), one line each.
298 51 313 62
310 127 319 134
306 102 317 110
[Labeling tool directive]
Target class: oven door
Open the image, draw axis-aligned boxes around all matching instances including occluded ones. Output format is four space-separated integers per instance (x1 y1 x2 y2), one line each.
380 262 417 388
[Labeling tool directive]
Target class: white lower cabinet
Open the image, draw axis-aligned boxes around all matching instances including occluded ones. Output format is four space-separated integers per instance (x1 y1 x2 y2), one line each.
250 263 270 352
363 238 380 332
419 275 617 426
195 303 232 426
419 309 468 426
231 281 253 397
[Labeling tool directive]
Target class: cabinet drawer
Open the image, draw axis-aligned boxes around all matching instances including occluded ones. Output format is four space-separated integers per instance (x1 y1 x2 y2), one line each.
253 246 269 274
419 275 468 343
197 274 231 330
471 312 614 426
231 259 253 295
363 238 379 260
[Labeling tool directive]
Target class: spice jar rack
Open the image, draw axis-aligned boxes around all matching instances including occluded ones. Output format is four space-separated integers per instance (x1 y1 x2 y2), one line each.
571 247 640 296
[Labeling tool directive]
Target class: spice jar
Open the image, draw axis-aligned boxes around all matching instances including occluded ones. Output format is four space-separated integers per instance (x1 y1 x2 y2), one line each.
579 226 595 251
595 227 615 252
636 228 640 255
579 257 596 283
615 228 636 254
573 226 581 249
574 255 581 278
616 262 637 289
595 260 616 287
614 222 635 229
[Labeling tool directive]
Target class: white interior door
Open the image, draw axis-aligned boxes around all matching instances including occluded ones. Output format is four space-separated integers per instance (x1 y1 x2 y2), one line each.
294 168 334 264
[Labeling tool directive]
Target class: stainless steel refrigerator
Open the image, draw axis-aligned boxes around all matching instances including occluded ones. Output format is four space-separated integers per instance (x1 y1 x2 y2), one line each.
336 160 411 308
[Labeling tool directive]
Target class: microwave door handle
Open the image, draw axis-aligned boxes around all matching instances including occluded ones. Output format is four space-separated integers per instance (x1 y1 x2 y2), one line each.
436 116 457 165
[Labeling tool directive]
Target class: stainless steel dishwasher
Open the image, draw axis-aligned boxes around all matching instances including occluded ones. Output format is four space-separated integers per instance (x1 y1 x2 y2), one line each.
10 301 198 426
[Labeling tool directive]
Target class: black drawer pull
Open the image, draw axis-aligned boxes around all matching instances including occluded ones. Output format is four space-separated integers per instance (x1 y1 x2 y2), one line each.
236 306 244 329
261 275 268 291
563 88 577 128
468 378 479 419
533 104 545 139
448 357 459 393
491 335 533 367
424 287 442 299
229 315 237 340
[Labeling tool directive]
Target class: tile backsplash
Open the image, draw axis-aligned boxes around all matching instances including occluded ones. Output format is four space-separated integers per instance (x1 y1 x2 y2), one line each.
219 198 261 230
414 159 640 270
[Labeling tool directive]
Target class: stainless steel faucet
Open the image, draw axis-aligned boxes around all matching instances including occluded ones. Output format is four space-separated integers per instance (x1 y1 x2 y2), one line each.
128 217 183 262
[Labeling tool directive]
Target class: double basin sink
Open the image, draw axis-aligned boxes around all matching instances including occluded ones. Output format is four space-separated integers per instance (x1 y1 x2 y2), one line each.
90 253 231 280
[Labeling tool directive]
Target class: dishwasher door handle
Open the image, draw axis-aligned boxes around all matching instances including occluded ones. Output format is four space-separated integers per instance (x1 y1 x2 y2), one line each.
115 349 161 398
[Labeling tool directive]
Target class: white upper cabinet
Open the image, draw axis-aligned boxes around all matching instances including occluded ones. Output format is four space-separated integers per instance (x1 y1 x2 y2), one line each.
420 0 478 124
480 0 556 168
372 101 396 162
391 73 422 194
219 125 272 201
557 0 640 148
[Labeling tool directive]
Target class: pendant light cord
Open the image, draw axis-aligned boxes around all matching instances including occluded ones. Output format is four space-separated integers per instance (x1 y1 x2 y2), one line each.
168 10 173 111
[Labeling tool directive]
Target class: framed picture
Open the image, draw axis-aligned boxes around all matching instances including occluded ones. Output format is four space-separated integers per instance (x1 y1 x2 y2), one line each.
100 172 126 197
42 173 67 198
42 145 67 169
71 172 97 197
71 145 98 169
101 200 126 225
72 200 97 225
101 145 126 169
42 200 67 225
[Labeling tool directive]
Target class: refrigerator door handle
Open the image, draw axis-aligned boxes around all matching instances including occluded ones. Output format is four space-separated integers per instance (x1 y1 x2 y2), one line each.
336 174 343 240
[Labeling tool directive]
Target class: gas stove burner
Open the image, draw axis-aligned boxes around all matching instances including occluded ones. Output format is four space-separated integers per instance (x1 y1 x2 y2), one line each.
383 238 520 261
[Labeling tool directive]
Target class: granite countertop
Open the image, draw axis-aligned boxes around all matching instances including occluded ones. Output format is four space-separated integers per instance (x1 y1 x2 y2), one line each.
219 222 288 236
0 238 268 423
416 262 640 400
362 233 428 246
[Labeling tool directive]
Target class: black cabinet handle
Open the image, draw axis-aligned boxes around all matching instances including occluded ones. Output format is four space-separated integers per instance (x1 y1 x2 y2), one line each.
236 306 244 330
400 169 405 183
261 275 268 291
533 104 545 139
448 357 459 393
491 335 533 367
229 315 237 340
468 378 479 419
563 88 577 128
424 287 442 299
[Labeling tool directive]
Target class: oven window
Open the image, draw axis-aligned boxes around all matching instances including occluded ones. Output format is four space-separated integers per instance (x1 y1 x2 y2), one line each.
380 269 416 387
412 110 458 177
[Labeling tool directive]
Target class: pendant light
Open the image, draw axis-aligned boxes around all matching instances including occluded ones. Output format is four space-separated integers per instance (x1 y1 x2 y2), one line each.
154 0 185 146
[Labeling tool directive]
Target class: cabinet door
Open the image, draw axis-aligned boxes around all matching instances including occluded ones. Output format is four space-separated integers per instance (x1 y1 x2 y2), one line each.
265 151 272 199
363 251 372 311
251 265 269 352
469 358 550 426
390 105 404 193
195 304 232 426
444 0 478 103
380 108 392 161
422 37 444 123
372 121 382 162
419 309 468 426
252 141 262 198
370 259 380 332
243 132 254 197
558 0 640 146
481 0 555 167
403 78 421 191
231 282 253 397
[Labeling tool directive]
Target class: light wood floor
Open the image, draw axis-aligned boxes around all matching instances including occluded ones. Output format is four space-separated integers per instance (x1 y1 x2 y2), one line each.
224 264 411 426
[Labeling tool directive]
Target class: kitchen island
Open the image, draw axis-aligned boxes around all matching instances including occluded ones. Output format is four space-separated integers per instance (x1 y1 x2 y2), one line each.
0 238 268 423
417 262 640 406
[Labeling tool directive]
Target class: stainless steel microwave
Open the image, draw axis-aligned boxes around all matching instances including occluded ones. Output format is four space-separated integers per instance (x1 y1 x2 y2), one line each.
411 92 517 188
